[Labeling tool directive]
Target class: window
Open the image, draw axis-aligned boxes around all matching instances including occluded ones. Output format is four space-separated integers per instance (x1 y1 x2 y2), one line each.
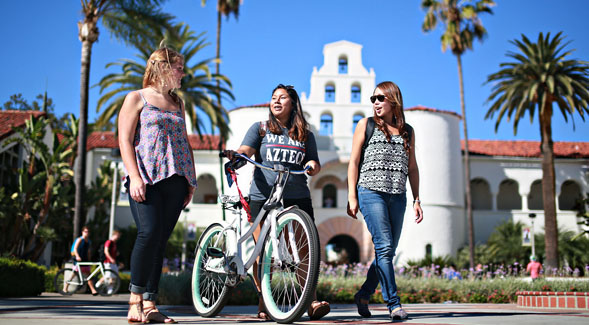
338 56 348 74
497 179 522 210
528 180 543 210
351 84 361 103
322 184 337 208
319 113 333 136
325 84 335 102
471 178 492 210
0 144 20 188
352 113 364 133
559 180 582 210
193 174 218 204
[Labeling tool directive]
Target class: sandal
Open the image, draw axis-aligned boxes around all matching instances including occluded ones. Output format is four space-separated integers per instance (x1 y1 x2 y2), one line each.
308 300 330 320
128 301 144 324
144 306 177 324
257 310 271 320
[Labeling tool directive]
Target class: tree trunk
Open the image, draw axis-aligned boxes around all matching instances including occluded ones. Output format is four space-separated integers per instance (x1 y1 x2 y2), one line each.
456 54 475 269
74 39 93 240
22 178 53 256
216 9 226 221
540 100 558 271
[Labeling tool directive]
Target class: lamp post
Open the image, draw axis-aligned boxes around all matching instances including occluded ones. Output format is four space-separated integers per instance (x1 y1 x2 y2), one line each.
108 148 122 239
529 213 536 258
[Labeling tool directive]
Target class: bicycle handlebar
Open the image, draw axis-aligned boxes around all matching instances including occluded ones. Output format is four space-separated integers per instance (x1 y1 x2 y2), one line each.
220 151 311 175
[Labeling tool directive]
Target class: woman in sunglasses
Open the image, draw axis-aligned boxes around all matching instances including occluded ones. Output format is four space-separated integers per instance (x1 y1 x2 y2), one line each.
347 81 423 321
224 84 330 320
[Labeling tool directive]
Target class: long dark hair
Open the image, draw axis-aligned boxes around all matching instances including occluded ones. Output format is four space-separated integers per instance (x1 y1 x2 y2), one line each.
262 84 309 142
373 81 411 153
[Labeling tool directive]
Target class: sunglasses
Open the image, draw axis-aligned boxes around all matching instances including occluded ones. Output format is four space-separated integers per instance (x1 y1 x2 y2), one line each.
370 95 387 103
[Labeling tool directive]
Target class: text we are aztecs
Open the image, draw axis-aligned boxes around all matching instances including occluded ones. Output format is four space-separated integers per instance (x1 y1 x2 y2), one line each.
265 133 306 164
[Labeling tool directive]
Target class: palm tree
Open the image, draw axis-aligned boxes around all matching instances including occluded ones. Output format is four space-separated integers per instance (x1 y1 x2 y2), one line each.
201 0 241 220
94 23 234 138
75 0 174 241
421 0 495 269
485 32 589 270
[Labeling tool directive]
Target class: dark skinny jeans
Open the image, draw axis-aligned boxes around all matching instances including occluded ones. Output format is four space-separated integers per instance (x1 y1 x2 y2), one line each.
127 174 188 301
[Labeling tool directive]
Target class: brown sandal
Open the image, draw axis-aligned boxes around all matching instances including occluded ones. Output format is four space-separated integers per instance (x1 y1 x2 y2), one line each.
128 301 144 324
308 300 330 320
144 307 177 324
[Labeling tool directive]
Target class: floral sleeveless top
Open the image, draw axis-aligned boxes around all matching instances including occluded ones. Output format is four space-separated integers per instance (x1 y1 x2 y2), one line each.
132 91 197 187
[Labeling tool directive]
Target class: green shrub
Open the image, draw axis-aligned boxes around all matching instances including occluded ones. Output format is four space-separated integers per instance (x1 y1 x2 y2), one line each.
157 272 192 305
0 257 46 297
119 272 130 293
44 266 59 292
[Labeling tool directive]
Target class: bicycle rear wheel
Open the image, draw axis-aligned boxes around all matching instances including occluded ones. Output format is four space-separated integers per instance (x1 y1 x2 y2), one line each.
191 223 232 317
259 208 320 323
54 268 84 295
96 269 120 296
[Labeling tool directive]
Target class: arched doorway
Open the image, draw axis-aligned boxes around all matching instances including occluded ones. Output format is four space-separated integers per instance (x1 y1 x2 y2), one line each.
325 234 359 265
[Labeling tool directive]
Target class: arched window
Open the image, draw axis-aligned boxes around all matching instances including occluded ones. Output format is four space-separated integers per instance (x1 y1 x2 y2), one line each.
319 113 333 136
528 180 543 210
351 84 361 103
325 235 359 265
325 84 335 102
193 174 218 204
559 180 582 210
497 179 522 210
338 56 348 74
471 178 492 210
352 113 364 133
322 184 337 208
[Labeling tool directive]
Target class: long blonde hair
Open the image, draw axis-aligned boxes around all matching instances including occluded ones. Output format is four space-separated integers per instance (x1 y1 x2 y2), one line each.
143 47 184 104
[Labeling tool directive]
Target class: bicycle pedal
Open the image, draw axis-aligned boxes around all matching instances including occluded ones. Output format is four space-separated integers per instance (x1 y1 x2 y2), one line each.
207 247 224 258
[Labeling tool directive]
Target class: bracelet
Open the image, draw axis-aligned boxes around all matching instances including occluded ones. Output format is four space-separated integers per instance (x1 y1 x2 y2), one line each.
413 199 421 204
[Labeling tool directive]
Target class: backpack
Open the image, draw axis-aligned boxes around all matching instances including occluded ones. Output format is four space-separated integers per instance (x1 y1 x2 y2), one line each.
98 241 107 262
359 117 413 166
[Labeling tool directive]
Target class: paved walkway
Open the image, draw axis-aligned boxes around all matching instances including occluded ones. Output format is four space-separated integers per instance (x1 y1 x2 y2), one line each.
1 293 588 324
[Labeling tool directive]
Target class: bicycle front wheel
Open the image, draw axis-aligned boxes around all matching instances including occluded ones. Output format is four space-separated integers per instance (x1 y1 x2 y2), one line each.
96 269 120 296
260 208 320 323
54 268 84 295
191 223 232 317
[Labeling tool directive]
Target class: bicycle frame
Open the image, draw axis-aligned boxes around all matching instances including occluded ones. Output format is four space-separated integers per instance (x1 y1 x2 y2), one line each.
209 153 308 279
72 261 105 283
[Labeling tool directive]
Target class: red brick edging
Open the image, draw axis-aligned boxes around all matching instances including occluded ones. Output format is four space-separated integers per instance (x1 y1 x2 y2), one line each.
516 291 589 310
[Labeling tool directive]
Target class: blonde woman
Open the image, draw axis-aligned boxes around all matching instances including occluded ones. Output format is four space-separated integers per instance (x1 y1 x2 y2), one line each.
119 47 196 324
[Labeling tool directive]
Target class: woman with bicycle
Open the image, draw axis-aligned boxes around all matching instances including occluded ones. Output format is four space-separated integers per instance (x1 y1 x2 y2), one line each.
224 84 330 321
347 81 423 321
119 47 196 324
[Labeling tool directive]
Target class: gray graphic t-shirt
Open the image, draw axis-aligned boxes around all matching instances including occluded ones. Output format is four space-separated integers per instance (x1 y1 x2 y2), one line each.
241 122 319 200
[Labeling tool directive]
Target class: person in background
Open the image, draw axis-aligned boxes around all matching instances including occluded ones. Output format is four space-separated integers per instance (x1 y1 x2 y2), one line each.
69 226 98 295
119 47 196 324
527 255 543 280
347 81 423 321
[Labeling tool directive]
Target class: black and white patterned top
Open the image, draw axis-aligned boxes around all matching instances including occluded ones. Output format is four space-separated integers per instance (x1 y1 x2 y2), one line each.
358 128 408 194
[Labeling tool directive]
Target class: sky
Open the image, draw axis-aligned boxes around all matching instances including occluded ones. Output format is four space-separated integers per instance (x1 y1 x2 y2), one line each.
1 0 588 142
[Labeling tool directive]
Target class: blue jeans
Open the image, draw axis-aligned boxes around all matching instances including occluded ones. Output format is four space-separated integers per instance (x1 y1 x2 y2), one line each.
356 186 406 311
127 174 188 301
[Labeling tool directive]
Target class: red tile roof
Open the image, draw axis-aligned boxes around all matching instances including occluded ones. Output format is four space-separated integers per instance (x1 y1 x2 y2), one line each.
405 105 462 119
464 140 589 158
0 110 46 140
87 132 223 151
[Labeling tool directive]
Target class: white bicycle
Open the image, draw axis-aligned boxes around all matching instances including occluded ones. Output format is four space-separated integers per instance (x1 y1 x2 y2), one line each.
191 153 320 323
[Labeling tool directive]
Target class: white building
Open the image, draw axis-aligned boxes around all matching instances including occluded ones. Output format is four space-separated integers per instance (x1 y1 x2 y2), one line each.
82 40 588 265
